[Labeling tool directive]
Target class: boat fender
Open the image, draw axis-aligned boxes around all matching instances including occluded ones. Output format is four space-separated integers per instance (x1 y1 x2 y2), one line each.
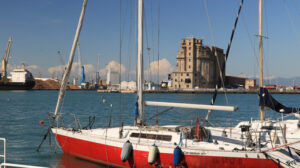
173 146 183 166
121 140 133 162
148 144 158 165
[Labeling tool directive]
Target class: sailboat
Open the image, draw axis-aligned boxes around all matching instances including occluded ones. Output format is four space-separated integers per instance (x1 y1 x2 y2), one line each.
205 0 300 155
48 0 300 167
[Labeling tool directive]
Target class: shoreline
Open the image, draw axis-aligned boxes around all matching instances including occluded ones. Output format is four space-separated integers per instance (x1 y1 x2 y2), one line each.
96 89 300 94
143 89 300 94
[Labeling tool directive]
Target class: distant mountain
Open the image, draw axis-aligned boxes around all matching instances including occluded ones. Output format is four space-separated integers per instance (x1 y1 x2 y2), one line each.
259 77 300 86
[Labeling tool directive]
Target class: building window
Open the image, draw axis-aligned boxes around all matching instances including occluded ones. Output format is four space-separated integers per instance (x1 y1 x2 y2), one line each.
185 78 191 83
189 65 191 69
187 73 189 76
189 53 191 56
187 85 189 88
189 59 191 62
189 47 191 50
181 73 183 76
195 73 197 76
189 42 191 45
181 79 183 82
175 79 177 82
175 85 177 88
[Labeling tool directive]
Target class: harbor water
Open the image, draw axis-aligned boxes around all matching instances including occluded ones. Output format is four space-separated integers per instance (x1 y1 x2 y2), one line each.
0 90 298 167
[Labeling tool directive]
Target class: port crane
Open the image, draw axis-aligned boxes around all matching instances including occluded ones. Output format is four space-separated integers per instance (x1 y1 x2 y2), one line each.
1 37 12 83
77 42 88 89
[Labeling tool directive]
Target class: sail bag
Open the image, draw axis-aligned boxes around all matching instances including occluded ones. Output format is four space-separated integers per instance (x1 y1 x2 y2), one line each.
259 88 300 114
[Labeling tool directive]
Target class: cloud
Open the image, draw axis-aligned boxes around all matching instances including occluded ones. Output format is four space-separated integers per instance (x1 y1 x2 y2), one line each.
27 65 39 70
99 61 127 79
97 59 174 82
106 60 126 73
1 58 174 82
0 63 48 77
26 65 48 77
47 64 65 78
145 58 174 81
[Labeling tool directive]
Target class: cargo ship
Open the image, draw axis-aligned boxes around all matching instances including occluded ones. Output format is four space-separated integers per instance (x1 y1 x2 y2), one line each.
0 64 35 90
0 37 35 90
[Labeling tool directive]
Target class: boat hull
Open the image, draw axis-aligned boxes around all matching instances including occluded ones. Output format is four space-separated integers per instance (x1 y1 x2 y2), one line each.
53 132 281 168
0 81 35 90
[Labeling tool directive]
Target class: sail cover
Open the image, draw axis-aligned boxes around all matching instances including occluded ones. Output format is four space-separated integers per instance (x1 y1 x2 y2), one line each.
259 88 300 114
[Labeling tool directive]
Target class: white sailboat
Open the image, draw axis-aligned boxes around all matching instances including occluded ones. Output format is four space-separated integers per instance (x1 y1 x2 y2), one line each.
48 0 300 167
206 0 300 154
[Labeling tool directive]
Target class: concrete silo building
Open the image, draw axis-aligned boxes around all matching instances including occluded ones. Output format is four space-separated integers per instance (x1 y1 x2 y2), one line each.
172 37 225 89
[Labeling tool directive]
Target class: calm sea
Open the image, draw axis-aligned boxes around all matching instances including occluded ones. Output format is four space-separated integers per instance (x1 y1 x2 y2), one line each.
0 90 298 167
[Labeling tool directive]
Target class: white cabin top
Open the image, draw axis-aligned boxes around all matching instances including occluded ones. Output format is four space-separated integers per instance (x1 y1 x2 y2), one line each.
10 68 34 83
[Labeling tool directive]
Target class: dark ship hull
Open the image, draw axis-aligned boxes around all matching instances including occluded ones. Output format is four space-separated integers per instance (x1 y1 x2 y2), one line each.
0 80 35 90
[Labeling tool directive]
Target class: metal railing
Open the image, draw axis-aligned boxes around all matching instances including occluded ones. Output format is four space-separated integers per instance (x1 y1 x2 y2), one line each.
0 163 48 168
0 138 47 168
0 138 6 166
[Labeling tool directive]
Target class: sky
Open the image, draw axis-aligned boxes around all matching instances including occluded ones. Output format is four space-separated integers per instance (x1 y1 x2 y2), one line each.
0 0 300 82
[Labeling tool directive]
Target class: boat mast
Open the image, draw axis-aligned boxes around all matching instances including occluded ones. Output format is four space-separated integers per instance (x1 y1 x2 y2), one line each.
54 0 88 118
259 0 264 120
137 0 144 125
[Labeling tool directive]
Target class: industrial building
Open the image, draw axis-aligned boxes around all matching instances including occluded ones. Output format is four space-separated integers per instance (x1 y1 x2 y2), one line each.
225 76 256 89
107 69 119 85
120 81 136 90
172 37 225 89
107 69 120 90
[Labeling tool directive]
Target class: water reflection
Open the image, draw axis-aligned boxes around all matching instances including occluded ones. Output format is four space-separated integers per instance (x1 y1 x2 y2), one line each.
56 154 108 168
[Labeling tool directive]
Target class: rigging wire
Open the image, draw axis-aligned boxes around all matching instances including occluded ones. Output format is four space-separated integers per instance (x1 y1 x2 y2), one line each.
144 2 151 82
121 0 134 127
291 0 300 16
234 0 259 80
134 0 138 95
157 0 160 86
240 13 259 79
203 0 229 105
155 0 161 125
263 0 271 119
150 0 156 83
126 0 134 82
119 0 132 127
282 0 300 47
205 0 244 122
264 0 273 87
119 0 123 128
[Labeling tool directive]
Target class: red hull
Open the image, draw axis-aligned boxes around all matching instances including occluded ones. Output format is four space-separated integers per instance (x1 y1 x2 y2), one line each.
54 133 281 168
